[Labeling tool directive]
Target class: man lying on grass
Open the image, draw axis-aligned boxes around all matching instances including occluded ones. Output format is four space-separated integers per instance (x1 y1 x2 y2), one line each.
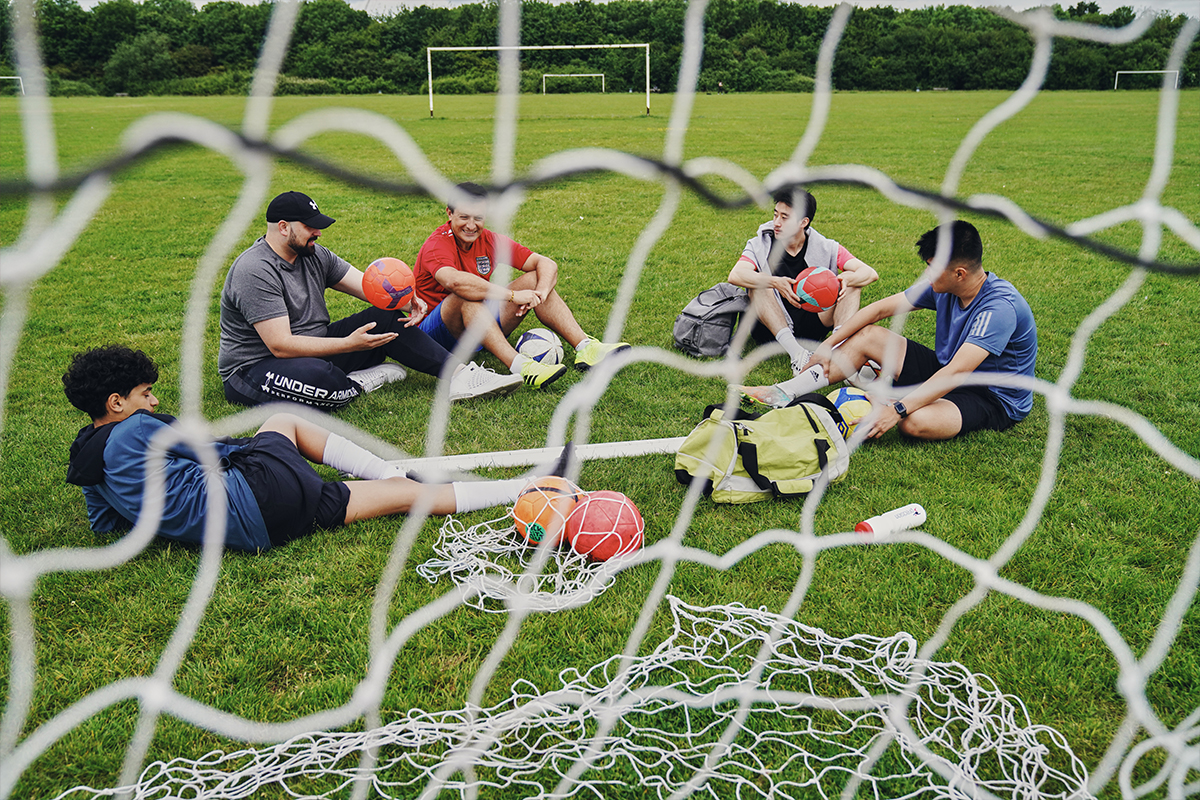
64 344 549 553
738 221 1038 441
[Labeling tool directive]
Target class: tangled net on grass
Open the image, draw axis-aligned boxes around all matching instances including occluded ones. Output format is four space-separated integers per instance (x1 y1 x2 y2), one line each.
54 597 1091 800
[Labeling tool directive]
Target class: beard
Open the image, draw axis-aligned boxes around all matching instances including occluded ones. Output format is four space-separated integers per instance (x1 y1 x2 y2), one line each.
287 230 318 256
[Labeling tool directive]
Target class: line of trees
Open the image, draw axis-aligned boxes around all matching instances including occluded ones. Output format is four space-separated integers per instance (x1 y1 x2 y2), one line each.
0 0 1195 97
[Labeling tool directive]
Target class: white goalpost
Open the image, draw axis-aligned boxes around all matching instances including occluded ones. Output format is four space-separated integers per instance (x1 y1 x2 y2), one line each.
542 72 605 94
426 43 649 116
1114 69 1180 88
0 76 24 95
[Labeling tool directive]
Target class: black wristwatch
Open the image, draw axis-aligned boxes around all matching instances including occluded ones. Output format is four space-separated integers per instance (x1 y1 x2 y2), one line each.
892 401 909 419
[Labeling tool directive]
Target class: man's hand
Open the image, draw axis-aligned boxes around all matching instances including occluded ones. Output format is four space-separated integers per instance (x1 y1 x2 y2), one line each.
510 288 543 316
344 322 398 351
808 343 835 379
402 296 429 327
777 276 807 309
864 402 902 439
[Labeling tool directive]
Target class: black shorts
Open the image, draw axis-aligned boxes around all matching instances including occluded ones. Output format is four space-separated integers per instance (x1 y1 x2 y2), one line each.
897 341 1017 437
227 432 351 547
748 305 832 348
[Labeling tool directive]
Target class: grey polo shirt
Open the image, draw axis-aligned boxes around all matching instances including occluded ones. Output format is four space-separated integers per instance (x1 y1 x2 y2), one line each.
218 237 352 380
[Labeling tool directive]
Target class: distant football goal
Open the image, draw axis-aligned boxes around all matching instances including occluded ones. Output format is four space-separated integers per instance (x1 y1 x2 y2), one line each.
1113 69 1180 89
426 43 649 115
543 73 605 94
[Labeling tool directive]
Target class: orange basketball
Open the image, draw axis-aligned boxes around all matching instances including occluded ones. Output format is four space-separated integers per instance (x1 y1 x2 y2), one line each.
512 476 581 545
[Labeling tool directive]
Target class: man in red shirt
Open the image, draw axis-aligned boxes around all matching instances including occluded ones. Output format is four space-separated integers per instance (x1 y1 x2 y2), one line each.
413 184 630 388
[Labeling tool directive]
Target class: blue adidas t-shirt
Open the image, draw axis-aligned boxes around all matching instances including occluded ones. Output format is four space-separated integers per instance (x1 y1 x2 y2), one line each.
905 273 1038 421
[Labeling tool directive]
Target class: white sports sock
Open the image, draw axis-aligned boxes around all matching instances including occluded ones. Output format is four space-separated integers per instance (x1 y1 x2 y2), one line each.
777 365 830 400
509 353 530 374
774 329 810 364
322 434 390 481
452 478 527 512
574 336 593 351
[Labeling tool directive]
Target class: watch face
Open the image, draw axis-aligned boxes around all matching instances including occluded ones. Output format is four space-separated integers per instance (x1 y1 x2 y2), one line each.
894 402 907 418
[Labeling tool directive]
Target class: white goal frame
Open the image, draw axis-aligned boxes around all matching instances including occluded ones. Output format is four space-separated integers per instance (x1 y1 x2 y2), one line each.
0 76 24 95
543 72 605 94
427 43 649 116
1114 69 1180 89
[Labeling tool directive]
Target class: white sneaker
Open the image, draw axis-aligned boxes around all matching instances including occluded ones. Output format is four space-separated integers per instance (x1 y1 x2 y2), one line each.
449 362 522 401
348 362 407 393
790 349 813 377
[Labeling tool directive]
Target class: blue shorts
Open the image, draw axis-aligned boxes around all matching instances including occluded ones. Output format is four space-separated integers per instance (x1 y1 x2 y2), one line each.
417 301 499 352
898 341 1017 436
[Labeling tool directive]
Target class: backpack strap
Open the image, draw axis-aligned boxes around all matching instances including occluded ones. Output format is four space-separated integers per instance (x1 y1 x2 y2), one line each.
735 402 829 495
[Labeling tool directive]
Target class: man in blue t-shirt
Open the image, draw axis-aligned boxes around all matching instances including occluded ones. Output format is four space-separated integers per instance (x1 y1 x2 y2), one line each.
64 345 545 552
739 221 1037 441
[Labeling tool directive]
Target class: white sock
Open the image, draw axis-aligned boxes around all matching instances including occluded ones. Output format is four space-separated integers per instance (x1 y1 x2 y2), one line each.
777 365 830 400
322 434 389 480
574 336 593 351
774 329 810 364
510 353 530 374
452 478 528 512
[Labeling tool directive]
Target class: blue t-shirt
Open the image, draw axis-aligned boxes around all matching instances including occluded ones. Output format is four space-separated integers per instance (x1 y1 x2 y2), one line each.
78 412 271 552
905 273 1037 421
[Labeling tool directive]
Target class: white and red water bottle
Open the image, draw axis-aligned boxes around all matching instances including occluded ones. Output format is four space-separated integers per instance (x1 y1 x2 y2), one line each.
855 503 927 537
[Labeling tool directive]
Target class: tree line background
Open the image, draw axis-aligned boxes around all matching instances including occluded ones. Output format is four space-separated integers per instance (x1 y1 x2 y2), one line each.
1 0 1195 97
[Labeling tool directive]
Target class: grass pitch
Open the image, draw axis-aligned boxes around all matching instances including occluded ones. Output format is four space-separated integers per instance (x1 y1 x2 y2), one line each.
1 90 1198 798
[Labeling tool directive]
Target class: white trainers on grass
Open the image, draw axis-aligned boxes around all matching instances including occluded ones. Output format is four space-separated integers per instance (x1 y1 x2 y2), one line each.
347 362 407 393
449 362 522 401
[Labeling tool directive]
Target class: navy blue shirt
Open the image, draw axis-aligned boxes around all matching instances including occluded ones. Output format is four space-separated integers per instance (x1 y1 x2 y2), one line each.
67 411 271 551
905 273 1038 421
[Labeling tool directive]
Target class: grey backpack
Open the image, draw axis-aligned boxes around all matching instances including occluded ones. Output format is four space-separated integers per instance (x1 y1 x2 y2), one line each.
673 283 750 358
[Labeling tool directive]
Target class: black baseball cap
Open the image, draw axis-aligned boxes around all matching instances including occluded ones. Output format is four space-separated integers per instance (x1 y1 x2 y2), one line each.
265 191 336 228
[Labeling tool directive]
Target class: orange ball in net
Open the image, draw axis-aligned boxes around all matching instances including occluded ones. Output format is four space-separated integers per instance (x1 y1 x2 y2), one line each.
512 476 581 545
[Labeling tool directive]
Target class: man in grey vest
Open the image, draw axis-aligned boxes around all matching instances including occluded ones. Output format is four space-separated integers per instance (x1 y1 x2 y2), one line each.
727 188 878 376
219 191 521 410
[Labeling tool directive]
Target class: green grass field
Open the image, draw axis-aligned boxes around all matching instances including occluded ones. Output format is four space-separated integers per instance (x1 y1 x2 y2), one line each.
1 90 1198 798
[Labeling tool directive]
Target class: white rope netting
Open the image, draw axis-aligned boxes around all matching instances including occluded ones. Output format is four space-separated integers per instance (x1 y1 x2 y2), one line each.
48 597 1093 800
415 512 632 613
2 1 1198 799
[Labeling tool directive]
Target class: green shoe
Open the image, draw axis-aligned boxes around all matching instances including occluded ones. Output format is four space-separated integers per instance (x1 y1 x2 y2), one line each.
520 359 568 389
574 339 631 371
738 384 792 410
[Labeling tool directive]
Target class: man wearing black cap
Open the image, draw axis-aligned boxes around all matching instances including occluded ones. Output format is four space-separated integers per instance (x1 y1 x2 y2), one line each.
218 191 521 410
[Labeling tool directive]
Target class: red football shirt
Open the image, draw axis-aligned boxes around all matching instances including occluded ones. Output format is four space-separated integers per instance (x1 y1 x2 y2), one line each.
413 222 534 308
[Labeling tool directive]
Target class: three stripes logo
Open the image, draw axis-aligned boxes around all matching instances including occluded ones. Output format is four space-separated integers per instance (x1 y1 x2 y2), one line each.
968 310 993 339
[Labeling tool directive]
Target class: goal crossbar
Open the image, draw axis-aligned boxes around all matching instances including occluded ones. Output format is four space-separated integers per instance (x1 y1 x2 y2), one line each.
543 73 605 94
1114 69 1179 89
426 43 649 116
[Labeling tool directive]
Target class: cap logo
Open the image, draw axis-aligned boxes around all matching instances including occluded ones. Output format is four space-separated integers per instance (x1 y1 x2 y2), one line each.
309 200 318 211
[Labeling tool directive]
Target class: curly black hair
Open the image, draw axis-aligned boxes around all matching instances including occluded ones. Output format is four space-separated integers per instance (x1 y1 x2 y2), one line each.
62 345 159 420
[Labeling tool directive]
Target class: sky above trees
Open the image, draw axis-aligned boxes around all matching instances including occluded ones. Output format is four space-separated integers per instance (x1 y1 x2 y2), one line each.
65 0 1196 17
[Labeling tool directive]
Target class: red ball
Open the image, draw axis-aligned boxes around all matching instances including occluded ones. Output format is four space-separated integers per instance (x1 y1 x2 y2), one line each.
363 257 415 311
793 266 839 312
564 490 644 562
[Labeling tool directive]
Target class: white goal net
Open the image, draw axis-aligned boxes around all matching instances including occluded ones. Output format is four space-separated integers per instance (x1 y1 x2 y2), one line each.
2 2 1198 800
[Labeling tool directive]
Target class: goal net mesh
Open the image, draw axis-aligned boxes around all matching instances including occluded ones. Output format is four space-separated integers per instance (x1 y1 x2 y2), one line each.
2 2 1198 800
